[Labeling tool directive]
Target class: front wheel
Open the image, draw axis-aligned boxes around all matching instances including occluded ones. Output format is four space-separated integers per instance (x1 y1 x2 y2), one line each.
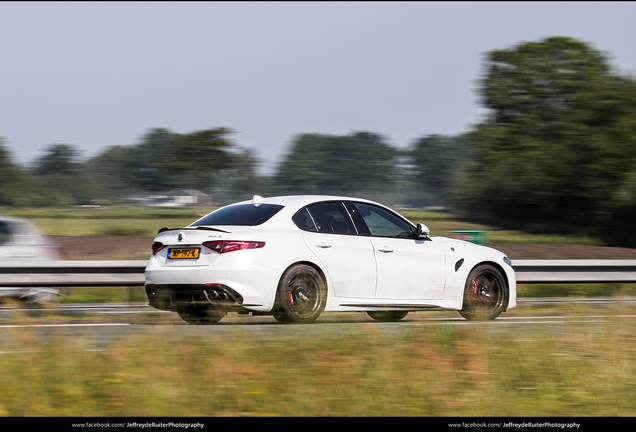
274 264 326 324
459 264 508 321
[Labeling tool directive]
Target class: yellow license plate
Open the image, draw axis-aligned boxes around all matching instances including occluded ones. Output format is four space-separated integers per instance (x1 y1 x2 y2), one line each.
168 248 200 259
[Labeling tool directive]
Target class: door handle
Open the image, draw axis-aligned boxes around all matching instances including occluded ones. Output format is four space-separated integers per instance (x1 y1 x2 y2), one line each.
377 246 394 253
315 242 332 249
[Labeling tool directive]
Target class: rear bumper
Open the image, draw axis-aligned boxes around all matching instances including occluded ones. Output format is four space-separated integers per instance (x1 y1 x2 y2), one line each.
146 283 261 313
144 256 280 313
146 264 278 312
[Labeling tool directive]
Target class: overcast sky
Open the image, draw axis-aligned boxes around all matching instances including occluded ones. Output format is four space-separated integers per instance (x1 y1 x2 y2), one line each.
1 1 636 173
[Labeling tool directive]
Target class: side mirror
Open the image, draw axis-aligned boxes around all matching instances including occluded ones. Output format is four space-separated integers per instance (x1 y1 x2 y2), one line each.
416 223 430 238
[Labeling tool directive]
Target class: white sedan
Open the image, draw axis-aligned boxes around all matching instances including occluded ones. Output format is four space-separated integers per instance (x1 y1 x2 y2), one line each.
0 216 66 303
145 195 516 324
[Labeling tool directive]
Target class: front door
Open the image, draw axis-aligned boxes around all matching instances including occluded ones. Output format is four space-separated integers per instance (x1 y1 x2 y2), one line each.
349 202 446 300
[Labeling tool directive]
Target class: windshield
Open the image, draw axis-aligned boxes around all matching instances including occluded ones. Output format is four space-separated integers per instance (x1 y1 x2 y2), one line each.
189 203 284 227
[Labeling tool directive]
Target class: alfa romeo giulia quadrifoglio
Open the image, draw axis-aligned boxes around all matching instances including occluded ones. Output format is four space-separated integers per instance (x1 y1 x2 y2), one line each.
144 195 516 324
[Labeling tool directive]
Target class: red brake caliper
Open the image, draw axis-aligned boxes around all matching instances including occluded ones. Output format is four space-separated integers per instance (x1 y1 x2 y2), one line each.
472 278 480 302
287 290 294 306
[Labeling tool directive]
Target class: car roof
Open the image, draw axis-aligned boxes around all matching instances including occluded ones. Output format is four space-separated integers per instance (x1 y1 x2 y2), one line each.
0 216 38 225
232 195 377 208
192 195 414 230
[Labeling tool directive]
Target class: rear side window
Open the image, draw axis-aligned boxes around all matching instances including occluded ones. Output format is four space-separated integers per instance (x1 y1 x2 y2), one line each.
190 204 284 227
296 202 357 235
292 208 317 232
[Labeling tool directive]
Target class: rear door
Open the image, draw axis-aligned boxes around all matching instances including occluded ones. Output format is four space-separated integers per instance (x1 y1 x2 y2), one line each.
293 202 376 299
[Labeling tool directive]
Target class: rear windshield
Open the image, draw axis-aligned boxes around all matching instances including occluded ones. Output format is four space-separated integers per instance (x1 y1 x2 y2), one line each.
189 203 284 227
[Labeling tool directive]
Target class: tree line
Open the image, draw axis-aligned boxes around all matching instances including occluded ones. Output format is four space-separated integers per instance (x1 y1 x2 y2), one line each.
2 36 636 243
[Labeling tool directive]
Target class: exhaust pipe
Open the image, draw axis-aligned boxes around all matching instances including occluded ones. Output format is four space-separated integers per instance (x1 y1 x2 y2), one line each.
204 288 229 302
203 284 241 304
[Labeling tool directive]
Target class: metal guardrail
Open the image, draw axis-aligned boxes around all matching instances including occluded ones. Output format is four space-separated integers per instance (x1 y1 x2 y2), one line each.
0 260 148 287
512 259 636 283
1 259 636 287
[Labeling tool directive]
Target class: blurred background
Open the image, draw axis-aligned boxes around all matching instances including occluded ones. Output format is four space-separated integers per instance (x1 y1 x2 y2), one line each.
1 2 636 247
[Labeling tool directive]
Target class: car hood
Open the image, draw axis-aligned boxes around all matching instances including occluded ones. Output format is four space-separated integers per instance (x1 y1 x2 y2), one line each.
431 235 506 257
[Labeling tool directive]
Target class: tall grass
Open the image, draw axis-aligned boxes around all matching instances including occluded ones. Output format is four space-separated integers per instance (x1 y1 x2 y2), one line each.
1 313 635 417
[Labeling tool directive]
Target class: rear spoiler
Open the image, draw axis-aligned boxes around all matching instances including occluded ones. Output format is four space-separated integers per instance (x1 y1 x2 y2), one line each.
157 226 230 234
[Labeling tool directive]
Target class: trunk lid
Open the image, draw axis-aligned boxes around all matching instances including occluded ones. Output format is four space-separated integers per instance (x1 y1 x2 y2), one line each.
152 226 251 267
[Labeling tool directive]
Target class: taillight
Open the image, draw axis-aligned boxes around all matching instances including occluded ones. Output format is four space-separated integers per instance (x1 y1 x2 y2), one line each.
152 242 167 255
202 241 265 254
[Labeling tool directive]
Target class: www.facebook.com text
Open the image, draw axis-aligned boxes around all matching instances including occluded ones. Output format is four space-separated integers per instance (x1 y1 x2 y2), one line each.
448 422 581 429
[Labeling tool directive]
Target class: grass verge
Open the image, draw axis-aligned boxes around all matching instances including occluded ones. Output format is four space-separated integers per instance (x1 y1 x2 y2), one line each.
0 310 635 417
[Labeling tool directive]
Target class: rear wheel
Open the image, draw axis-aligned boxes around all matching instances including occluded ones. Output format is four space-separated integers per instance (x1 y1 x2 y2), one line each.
274 264 326 324
367 311 408 322
176 303 225 324
459 264 508 321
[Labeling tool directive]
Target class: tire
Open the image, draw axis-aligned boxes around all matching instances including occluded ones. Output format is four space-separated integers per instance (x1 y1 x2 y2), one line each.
176 303 225 324
367 311 408 322
274 264 326 324
459 264 508 321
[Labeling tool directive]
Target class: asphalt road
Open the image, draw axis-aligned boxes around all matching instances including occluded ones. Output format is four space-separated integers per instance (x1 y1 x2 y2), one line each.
1 296 635 329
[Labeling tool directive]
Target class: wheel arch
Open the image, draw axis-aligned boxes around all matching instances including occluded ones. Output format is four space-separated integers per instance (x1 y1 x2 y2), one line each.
465 260 511 312
272 260 329 311
477 260 509 287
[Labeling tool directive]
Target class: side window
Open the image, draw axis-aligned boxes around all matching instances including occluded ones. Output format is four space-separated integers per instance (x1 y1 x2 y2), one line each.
353 203 414 238
305 202 356 235
0 221 10 245
292 208 317 232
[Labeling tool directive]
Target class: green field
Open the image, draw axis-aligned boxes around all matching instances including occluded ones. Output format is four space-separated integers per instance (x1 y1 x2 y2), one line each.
2 206 210 237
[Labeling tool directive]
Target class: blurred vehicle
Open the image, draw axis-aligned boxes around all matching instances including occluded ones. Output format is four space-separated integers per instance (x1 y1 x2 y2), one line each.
145 195 516 324
0 216 66 303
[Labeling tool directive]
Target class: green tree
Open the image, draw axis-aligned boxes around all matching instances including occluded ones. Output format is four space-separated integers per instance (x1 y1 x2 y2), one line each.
84 128 182 199
164 128 235 193
29 144 103 206
409 134 474 206
126 128 179 193
274 132 398 201
84 145 142 200
83 127 254 202
32 144 80 176
452 36 636 233
0 139 23 205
